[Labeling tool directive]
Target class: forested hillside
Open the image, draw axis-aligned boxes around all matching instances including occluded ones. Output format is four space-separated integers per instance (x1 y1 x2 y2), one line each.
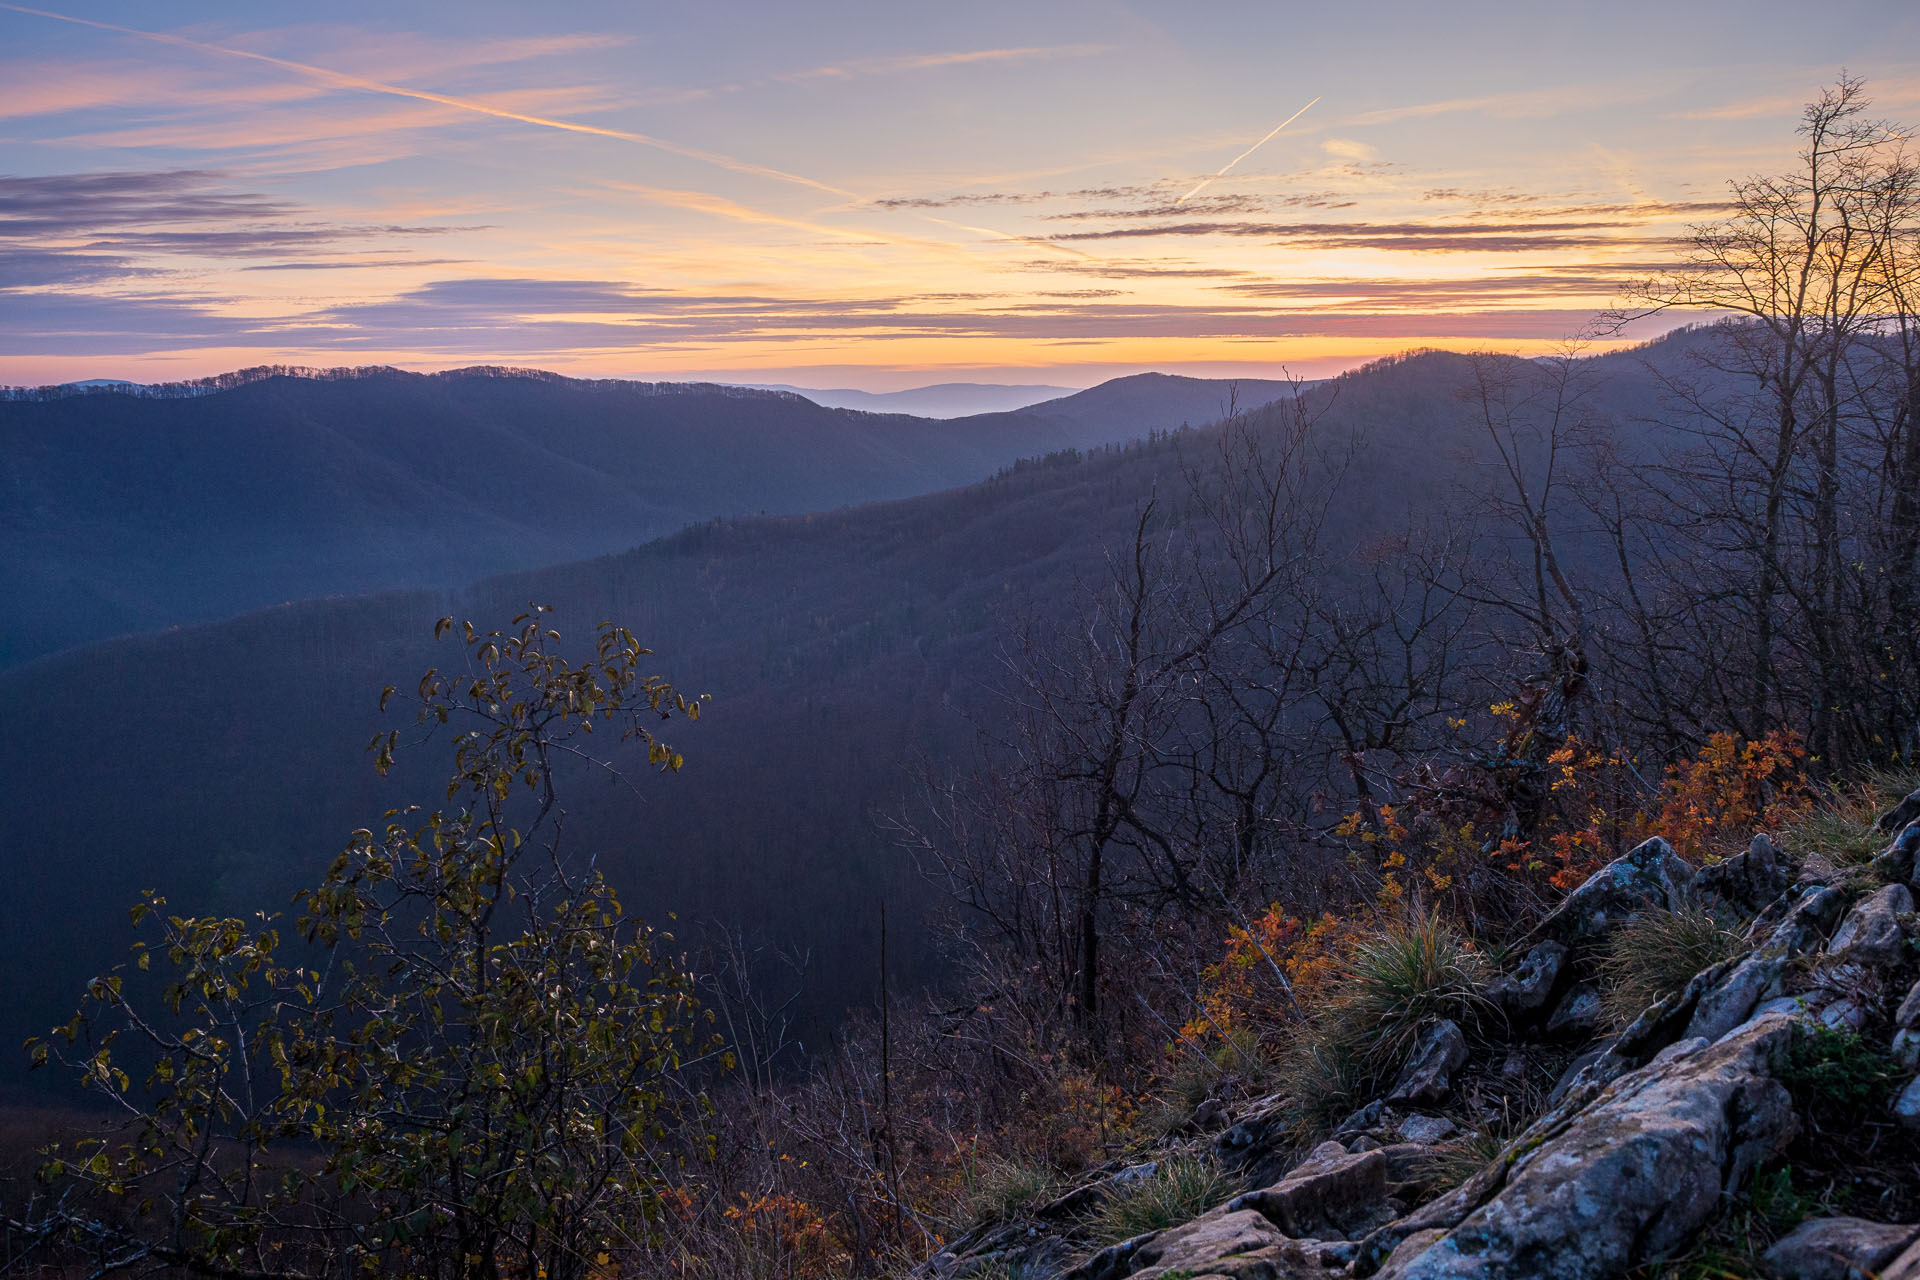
0 332 1732 1082
0 368 1290 667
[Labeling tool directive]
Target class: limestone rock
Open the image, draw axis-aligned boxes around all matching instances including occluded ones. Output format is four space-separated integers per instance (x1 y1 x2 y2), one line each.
1215 1093 1293 1171
1485 941 1567 1023
1695 833 1790 915
1333 1100 1390 1139
1888 1238 1920 1280
1684 953 1789 1044
1063 1208 1293 1280
1232 1145 1395 1240
1395 1114 1457 1145
1897 978 1920 1031
1873 819 1920 886
1533 836 1694 948
1388 1020 1470 1105
1361 1014 1798 1279
1761 1216 1920 1280
1038 1162 1160 1222
1761 883 1852 955
1895 1074 1920 1132
1895 1029 1920 1069
1544 983 1603 1041
1827 883 1915 965
1881 790 1920 834
1190 1096 1229 1134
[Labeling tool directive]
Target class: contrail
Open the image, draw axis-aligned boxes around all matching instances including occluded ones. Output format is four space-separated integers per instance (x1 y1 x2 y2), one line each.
1176 95 1320 204
3 2 1097 261
0 2 858 199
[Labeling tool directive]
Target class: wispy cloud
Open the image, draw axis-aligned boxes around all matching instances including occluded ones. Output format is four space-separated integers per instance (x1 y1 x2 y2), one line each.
1047 218 1668 253
0 170 467 289
1346 82 1655 127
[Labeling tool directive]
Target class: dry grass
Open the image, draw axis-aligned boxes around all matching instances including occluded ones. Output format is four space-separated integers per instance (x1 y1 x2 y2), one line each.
1780 768 1920 871
1596 908 1745 1030
1088 1156 1238 1243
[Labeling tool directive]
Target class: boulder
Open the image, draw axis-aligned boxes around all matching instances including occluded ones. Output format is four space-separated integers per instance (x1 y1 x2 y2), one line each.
1190 1096 1230 1134
1534 836 1695 948
1761 1216 1920 1280
1333 1100 1390 1139
1396 1114 1457 1145
1895 1029 1920 1069
1873 820 1920 886
1889 1238 1920 1280
1897 978 1920 1031
1360 1014 1799 1279
1063 1207 1338 1280
1117 1209 1289 1280
1484 941 1567 1023
1684 953 1789 1044
1895 1074 1920 1132
1826 883 1915 965
1232 1144 1396 1240
1388 1020 1470 1105
1760 883 1852 955
1544 984 1603 1041
1038 1162 1160 1221
1879 790 1920 834
1695 833 1791 915
1215 1093 1293 1172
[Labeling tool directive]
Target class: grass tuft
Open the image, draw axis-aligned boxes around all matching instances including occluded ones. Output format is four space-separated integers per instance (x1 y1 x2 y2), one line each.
1264 914 1489 1148
1596 908 1745 1030
1331 913 1491 1071
1088 1156 1238 1243
1779 768 1920 869
957 1157 1061 1227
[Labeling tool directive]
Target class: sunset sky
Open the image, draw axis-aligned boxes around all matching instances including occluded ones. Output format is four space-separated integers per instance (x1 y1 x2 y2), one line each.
4 0 1918 390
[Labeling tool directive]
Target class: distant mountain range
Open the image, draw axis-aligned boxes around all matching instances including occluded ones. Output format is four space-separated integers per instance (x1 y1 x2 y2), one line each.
743 381 1081 418
0 367 1298 667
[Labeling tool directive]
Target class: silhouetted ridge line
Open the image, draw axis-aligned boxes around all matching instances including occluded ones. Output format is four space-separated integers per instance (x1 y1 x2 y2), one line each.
0 364 815 404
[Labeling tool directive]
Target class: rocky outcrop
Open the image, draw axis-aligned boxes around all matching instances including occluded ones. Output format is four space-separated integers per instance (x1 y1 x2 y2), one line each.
1531 836 1694 948
1360 1016 1798 1277
921 820 1920 1280
1694 832 1790 913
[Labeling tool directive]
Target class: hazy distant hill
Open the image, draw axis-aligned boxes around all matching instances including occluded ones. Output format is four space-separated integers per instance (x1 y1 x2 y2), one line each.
744 381 1079 417
0 344 1691 1084
0 367 1297 667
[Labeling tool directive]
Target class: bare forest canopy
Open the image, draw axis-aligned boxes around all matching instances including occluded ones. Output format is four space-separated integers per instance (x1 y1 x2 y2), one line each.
0 367 1297 667
7 280 1920 1090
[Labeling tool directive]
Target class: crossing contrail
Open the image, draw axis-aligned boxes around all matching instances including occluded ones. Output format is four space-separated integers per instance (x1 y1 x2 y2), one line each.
0 1 858 200
1176 95 1321 204
1 2 1098 259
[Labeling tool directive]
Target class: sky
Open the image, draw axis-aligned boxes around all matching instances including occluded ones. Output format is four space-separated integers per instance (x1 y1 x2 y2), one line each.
3 0 1918 391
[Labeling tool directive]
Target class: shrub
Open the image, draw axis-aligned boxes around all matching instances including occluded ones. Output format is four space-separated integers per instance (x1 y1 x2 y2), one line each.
1089 1156 1238 1243
27 612 709 1280
1596 908 1745 1030
1781 1025 1902 1121
1635 731 1810 863
1258 914 1488 1146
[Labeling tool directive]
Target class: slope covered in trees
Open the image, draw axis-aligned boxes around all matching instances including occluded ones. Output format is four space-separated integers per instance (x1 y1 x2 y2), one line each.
0 367 1292 668
0 334 1707 1088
